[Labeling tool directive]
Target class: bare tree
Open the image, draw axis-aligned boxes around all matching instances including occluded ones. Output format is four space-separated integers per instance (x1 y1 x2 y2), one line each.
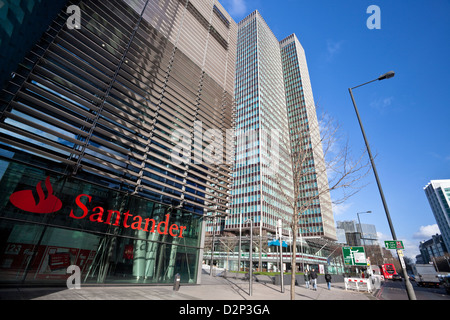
274 106 371 300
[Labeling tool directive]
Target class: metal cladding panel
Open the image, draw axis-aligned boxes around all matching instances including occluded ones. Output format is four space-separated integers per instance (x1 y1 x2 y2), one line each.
189 0 214 20
0 0 237 215
177 10 209 71
203 34 227 91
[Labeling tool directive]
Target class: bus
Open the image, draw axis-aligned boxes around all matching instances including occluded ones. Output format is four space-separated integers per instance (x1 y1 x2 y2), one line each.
380 263 397 280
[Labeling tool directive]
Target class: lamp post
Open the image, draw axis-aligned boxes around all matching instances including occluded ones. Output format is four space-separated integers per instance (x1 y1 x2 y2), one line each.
349 71 417 300
205 213 227 277
277 219 284 293
244 218 253 296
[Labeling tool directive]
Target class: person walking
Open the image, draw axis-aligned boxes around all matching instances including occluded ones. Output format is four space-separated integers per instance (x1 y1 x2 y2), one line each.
310 268 318 290
325 273 332 290
304 270 310 289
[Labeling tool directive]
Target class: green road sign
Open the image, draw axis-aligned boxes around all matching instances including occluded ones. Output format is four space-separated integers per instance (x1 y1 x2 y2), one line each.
342 246 367 266
384 240 404 250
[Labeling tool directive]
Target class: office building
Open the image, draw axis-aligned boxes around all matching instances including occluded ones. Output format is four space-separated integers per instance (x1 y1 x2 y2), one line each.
280 34 335 241
226 11 335 244
226 10 294 237
0 0 67 88
0 0 236 286
336 220 378 246
424 180 450 253
418 234 448 264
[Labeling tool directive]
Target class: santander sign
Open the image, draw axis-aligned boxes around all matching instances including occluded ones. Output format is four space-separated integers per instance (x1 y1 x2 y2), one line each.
9 177 188 239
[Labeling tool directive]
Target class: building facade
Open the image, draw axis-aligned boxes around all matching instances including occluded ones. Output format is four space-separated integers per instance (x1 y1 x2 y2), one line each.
418 234 448 264
226 11 294 236
0 0 236 286
0 0 67 89
424 180 450 252
226 11 336 244
336 220 378 246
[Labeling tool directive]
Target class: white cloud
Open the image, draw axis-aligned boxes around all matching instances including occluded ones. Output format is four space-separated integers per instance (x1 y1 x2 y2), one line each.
222 0 247 18
370 96 394 113
402 239 420 260
332 202 352 216
325 40 344 62
376 231 391 245
413 224 440 240
377 232 420 260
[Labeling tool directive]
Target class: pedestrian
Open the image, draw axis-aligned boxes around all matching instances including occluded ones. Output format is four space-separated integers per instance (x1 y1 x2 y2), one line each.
304 270 310 289
310 268 318 290
325 273 332 290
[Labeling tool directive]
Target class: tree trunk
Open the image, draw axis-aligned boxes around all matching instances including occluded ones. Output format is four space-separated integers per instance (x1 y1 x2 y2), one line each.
290 212 299 300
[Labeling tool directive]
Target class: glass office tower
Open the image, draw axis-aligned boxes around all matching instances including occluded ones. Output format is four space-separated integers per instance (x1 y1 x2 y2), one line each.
280 34 336 241
227 11 294 236
0 0 236 286
227 14 336 244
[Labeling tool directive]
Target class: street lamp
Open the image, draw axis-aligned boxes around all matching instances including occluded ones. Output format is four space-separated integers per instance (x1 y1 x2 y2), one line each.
277 219 284 293
244 218 253 296
204 213 227 277
349 71 417 300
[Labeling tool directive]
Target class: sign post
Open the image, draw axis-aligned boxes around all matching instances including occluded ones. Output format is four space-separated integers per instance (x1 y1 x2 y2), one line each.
385 240 407 271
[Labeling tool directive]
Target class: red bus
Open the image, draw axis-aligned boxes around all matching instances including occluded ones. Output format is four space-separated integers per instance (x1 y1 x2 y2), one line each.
381 264 397 280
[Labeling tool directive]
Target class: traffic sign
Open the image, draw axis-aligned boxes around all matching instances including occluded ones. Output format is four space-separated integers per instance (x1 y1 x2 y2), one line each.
342 247 367 266
384 240 404 250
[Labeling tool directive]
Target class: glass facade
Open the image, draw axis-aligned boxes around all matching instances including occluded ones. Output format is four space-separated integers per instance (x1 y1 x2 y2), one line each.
0 0 236 285
227 11 294 236
226 14 336 242
0 158 201 285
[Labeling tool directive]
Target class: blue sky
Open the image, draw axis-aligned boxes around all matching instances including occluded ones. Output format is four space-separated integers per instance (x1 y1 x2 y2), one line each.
221 0 450 259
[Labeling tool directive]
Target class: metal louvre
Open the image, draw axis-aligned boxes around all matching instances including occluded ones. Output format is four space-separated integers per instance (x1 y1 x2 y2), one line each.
0 0 236 216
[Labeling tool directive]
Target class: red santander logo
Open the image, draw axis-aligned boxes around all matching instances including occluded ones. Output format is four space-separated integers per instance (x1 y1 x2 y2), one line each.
9 176 188 239
9 176 63 214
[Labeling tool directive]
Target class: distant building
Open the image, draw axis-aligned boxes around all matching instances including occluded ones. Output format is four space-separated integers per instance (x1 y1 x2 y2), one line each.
357 223 378 246
415 254 425 264
336 228 347 244
424 180 450 252
336 220 379 246
418 234 448 264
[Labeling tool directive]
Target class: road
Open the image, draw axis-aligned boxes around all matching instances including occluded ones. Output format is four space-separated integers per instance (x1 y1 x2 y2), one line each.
377 279 450 300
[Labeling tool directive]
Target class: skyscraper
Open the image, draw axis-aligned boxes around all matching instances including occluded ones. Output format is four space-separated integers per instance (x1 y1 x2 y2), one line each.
0 0 236 286
226 11 335 243
226 11 294 236
424 180 450 252
280 34 336 241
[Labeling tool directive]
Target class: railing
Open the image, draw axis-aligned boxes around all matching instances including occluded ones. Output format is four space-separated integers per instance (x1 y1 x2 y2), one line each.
344 278 373 293
202 251 328 264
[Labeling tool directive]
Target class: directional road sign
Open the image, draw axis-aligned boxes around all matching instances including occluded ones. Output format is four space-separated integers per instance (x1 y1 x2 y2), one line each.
342 246 367 266
384 240 404 250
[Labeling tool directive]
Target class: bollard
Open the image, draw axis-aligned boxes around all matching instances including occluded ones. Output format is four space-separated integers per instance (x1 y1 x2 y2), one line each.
173 273 181 291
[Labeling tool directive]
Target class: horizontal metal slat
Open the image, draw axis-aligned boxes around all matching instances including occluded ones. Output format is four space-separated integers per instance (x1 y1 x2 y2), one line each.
11 101 91 137
0 123 81 157
0 136 75 165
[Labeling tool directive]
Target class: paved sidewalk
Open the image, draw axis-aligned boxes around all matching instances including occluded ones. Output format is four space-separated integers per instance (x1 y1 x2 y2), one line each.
0 272 376 301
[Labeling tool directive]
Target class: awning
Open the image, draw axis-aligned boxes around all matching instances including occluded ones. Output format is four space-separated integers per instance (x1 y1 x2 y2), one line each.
268 240 288 248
